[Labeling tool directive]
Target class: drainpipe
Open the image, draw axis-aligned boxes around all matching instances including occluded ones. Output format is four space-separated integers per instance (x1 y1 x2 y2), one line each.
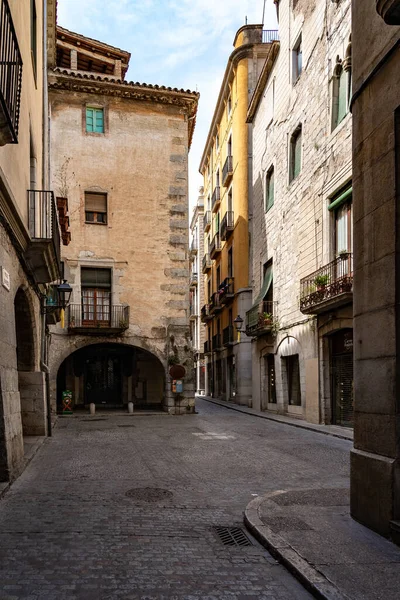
40 297 52 437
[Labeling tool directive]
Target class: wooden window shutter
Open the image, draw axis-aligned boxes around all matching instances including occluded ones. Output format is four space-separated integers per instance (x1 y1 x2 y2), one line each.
94 109 104 133
86 107 94 132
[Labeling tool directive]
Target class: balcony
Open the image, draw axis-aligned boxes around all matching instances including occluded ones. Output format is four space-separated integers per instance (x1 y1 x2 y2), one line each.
222 156 233 187
246 300 278 337
211 186 221 212
0 0 23 145
212 333 222 351
190 272 198 288
201 304 213 323
189 238 198 255
223 325 235 346
204 340 212 355
25 191 61 284
220 211 234 241
203 210 212 232
202 253 212 273
262 29 279 43
189 304 198 320
68 303 129 334
218 277 235 304
209 292 223 314
210 233 222 259
300 253 353 314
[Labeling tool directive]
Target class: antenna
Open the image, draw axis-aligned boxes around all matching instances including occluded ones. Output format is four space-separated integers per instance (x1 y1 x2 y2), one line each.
262 0 266 25
245 15 248 25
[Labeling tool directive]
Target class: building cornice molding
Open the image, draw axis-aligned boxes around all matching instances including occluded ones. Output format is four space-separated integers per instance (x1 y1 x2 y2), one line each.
199 43 271 174
376 0 400 24
246 41 280 123
48 69 199 146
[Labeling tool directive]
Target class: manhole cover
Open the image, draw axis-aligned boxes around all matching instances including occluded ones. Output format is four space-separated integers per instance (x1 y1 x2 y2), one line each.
213 526 253 547
125 487 173 502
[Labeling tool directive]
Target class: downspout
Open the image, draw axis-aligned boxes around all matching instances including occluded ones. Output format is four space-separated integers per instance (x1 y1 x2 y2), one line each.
40 298 52 437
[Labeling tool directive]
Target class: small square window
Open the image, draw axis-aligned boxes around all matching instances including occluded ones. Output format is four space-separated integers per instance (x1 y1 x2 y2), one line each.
292 35 303 82
265 167 274 212
86 107 104 133
85 192 107 224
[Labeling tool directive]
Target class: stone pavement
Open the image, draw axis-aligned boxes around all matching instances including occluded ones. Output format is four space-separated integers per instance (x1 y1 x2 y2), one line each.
0 399 332 600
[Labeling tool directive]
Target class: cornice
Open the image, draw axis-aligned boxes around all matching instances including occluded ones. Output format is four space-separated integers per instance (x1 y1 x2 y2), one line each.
246 41 280 123
376 0 400 24
48 69 199 147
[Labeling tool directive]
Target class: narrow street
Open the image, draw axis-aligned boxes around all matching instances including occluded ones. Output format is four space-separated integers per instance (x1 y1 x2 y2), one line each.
0 399 351 599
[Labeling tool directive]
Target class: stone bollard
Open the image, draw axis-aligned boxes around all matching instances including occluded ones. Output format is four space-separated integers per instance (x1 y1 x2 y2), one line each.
128 402 134 414
90 403 95 415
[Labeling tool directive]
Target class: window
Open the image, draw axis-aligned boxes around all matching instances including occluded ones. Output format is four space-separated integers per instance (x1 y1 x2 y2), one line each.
227 135 232 158
85 192 107 224
216 132 219 151
265 166 274 212
86 107 104 133
207 279 211 302
335 199 352 256
266 355 277 404
31 0 37 79
227 93 232 116
214 212 220 234
292 34 302 82
285 354 301 406
216 266 221 290
216 169 220 188
228 248 233 277
81 268 111 325
289 126 302 182
227 187 233 212
332 54 351 131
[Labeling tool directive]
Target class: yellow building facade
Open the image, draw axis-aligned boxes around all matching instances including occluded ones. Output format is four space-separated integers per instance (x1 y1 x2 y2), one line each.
199 25 278 404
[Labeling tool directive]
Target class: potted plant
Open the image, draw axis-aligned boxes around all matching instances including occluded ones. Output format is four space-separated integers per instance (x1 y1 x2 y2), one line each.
259 312 273 327
314 274 330 290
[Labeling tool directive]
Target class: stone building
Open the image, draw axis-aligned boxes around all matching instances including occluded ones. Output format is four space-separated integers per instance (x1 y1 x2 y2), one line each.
189 189 206 395
351 0 400 539
47 22 199 414
199 25 279 405
247 0 352 424
0 0 64 481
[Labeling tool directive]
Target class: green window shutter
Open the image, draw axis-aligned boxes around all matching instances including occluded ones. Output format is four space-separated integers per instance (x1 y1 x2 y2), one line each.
94 108 104 133
86 108 94 132
266 169 274 212
328 186 352 211
337 70 347 125
294 131 302 178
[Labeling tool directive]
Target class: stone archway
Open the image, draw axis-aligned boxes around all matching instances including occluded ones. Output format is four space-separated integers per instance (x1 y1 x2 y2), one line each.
56 343 166 412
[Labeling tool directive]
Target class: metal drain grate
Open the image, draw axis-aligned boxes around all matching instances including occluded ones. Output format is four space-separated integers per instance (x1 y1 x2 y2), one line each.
213 526 253 547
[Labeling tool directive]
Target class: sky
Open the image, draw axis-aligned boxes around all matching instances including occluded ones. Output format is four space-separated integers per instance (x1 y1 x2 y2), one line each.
57 0 278 211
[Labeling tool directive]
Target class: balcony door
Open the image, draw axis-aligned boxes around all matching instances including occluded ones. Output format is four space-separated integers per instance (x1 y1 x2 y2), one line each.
81 267 111 326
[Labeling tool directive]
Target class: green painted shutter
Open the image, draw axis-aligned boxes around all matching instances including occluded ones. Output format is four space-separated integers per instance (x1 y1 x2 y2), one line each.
337 70 347 125
94 109 104 133
86 108 94 132
266 169 274 212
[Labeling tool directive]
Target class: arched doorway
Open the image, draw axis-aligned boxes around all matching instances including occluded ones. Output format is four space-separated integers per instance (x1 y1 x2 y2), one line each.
57 343 165 412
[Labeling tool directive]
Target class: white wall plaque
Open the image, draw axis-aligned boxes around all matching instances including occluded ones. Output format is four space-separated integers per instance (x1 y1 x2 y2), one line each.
1 267 10 291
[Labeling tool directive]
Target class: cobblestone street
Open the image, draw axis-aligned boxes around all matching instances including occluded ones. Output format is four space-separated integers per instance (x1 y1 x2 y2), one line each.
0 399 351 599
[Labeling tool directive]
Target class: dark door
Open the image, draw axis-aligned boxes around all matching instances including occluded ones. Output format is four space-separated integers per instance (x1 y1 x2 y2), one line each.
331 330 353 427
84 354 122 407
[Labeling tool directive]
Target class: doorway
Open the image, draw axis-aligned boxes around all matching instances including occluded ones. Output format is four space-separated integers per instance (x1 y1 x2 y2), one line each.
331 329 353 427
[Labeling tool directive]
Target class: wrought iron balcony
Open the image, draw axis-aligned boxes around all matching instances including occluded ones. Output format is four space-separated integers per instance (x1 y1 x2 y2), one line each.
223 325 235 346
218 277 235 304
68 303 129 333
0 0 22 145
211 186 221 212
220 211 234 241
25 191 61 283
262 30 279 43
222 155 233 187
300 253 353 314
209 292 223 314
210 233 222 259
246 300 278 337
212 333 222 351
190 272 198 288
201 304 213 323
204 340 212 354
203 210 212 232
202 253 212 273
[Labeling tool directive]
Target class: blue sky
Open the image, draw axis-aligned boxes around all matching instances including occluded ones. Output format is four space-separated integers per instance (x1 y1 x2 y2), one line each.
57 0 278 208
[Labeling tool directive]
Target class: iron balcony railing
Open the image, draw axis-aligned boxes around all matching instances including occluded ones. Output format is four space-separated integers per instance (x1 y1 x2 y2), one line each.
209 291 222 314
28 190 61 268
218 277 235 304
201 303 213 323
68 303 129 330
210 233 222 259
222 155 233 186
203 210 212 232
220 211 234 241
246 300 278 337
300 253 353 314
190 272 198 287
212 333 222 351
223 325 235 346
204 340 211 354
202 253 212 273
262 30 279 44
211 186 221 211
0 0 23 144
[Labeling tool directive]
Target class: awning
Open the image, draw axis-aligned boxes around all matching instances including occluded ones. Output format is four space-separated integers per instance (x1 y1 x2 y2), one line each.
328 186 352 212
251 264 273 307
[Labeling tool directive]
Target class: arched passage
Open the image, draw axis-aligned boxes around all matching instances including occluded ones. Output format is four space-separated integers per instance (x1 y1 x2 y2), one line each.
57 343 165 412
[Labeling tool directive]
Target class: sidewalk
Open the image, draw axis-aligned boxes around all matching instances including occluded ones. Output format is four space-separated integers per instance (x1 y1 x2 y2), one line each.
200 395 353 441
245 489 400 600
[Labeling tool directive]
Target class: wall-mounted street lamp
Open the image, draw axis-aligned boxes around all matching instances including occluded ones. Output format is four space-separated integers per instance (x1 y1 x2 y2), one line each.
233 314 244 342
44 280 73 313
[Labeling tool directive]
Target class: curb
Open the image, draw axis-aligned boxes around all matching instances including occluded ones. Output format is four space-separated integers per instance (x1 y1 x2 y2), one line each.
244 495 351 600
200 396 353 442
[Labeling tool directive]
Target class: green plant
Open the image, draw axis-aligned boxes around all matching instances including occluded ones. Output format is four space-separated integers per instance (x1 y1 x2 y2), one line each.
314 274 330 287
